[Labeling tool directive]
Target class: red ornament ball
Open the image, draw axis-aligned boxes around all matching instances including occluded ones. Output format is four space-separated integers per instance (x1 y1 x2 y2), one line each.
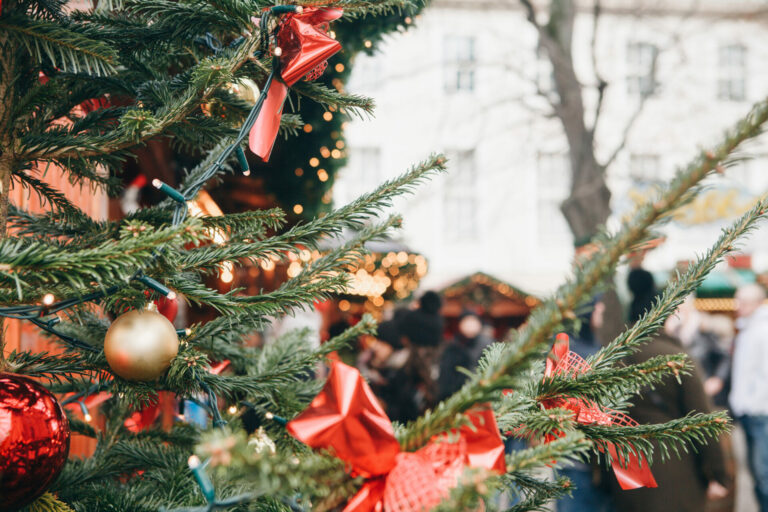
0 373 70 511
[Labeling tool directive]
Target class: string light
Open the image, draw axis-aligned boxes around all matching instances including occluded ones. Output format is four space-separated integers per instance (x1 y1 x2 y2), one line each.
334 63 345 72
320 147 331 158
364 40 372 48
335 140 345 149
331 149 342 159
227 405 238 414
317 169 329 182
220 261 234 283
293 204 304 215
309 157 320 167
322 112 333 121
294 168 304 177
303 124 313 133
42 293 55 306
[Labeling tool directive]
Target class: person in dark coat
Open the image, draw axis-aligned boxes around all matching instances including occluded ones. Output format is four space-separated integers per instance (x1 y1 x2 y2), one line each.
609 280 730 512
400 291 444 408
436 311 493 402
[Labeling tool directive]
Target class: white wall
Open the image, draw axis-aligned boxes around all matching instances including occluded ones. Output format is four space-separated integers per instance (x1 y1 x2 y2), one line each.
335 1 768 295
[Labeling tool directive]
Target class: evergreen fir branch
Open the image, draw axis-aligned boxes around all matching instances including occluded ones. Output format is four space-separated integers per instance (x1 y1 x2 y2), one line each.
591 196 768 371
177 155 442 271
507 407 578 441
505 433 592 474
504 475 573 512
0 219 205 298
200 209 286 239
305 0 424 17
126 0 250 39
11 170 92 226
292 81 375 118
28 492 76 512
25 0 67 20
398 96 768 451
538 354 691 406
2 349 89 382
1 16 119 76
19 34 262 160
581 410 731 466
7 204 108 242
430 468 498 512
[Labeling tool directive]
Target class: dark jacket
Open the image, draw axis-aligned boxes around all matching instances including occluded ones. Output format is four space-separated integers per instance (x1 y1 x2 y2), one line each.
609 334 729 512
436 334 492 401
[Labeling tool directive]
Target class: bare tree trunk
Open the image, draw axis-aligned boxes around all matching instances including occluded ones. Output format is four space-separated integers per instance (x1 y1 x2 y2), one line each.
537 0 612 242
522 0 623 339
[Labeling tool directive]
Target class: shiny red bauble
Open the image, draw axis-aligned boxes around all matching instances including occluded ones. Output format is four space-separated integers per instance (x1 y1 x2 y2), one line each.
0 373 70 511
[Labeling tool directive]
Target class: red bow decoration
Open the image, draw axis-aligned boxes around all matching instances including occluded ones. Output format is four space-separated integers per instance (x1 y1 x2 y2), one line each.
542 333 657 490
287 361 506 512
249 7 343 161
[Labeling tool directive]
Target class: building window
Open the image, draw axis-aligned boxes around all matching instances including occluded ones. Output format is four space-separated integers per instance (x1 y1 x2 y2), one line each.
345 147 381 201
718 43 747 101
626 41 657 97
444 36 475 93
537 152 571 244
629 153 662 182
444 150 477 240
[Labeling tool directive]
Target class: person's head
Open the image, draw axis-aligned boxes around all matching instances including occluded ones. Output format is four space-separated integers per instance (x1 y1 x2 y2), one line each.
627 268 656 324
458 311 483 340
735 283 766 319
418 291 442 315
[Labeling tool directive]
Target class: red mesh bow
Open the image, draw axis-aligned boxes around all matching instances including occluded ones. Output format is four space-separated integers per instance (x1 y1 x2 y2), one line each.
542 333 658 490
287 361 506 512
249 7 343 161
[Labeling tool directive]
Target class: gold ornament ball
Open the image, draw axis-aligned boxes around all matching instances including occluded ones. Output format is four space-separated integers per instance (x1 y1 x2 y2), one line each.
104 307 179 381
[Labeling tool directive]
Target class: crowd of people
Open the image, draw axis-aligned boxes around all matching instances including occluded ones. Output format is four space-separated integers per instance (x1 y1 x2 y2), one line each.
355 291 493 424
352 273 768 512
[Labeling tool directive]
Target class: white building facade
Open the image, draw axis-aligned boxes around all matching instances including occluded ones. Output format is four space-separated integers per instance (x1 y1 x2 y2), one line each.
334 0 768 295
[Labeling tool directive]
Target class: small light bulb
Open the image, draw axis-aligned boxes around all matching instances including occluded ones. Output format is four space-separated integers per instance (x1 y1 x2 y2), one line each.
188 455 202 469
243 169 251 177
167 291 177 300
228 405 238 414
152 178 162 189
265 412 274 420
42 293 55 306
274 47 283 57
84 412 92 422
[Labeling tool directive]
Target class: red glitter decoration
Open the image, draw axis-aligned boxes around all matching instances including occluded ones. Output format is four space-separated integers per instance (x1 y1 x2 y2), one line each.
0 373 70 510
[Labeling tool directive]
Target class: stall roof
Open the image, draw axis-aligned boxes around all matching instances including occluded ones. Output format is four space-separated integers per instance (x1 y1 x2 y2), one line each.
439 272 539 318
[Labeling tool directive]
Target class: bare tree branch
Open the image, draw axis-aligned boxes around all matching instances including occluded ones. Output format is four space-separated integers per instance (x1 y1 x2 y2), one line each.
590 0 608 136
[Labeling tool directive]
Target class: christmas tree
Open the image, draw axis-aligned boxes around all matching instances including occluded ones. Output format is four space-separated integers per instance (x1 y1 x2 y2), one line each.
1 1 767 511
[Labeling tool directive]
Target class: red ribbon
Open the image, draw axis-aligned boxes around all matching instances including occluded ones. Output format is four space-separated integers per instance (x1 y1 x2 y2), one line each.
287 361 506 512
249 7 343 161
542 333 657 490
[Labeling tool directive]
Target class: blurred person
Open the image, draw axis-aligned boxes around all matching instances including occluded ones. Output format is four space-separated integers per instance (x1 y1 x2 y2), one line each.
557 297 616 512
665 295 731 405
436 310 493 402
400 291 444 408
608 279 729 512
627 267 657 323
730 283 768 512
356 313 419 423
